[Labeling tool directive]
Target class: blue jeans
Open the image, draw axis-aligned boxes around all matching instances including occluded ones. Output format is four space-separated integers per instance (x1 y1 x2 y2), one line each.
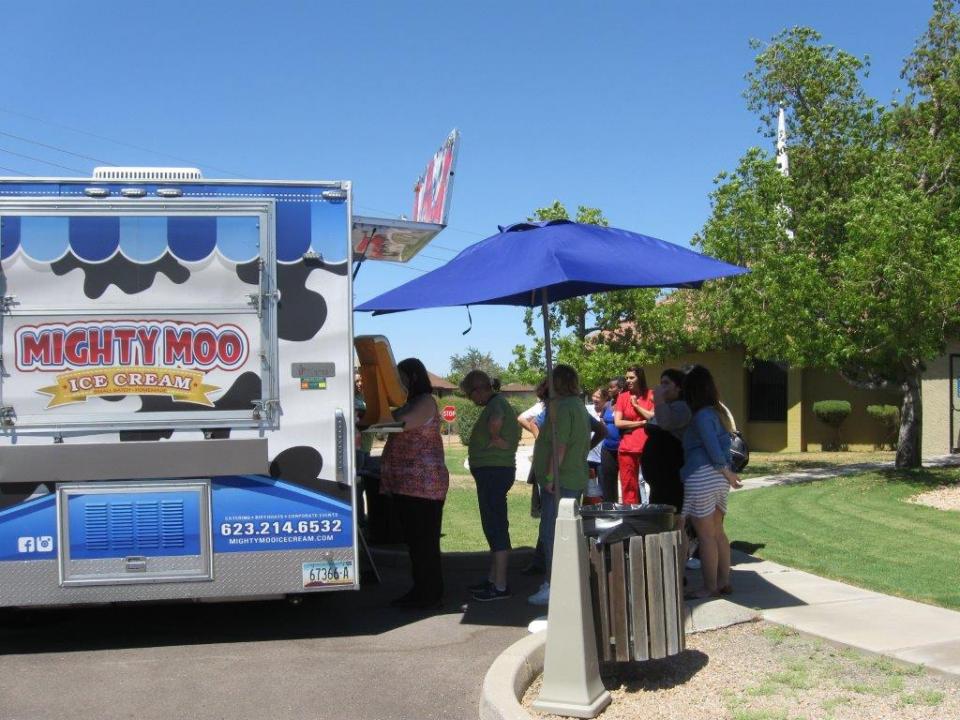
471 466 516 552
537 485 582 578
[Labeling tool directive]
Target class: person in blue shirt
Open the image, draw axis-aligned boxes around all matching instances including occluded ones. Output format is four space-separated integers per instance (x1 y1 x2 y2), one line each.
680 365 742 599
599 377 624 502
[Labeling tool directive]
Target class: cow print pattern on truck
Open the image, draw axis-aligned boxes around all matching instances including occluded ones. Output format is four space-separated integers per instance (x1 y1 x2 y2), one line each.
237 260 333 342
51 252 190 299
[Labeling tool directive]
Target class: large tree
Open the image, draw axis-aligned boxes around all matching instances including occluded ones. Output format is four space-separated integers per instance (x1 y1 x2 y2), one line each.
447 346 506 386
690 3 960 468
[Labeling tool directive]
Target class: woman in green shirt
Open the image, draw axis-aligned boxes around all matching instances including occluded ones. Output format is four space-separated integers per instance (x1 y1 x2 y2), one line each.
460 370 522 601
528 364 594 607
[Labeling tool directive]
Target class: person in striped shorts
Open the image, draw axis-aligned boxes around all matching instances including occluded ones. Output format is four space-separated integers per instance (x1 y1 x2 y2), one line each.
680 365 743 599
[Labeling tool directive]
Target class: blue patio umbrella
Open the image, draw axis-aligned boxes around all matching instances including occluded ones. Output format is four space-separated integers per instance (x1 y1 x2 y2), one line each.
356 219 747 498
356 219 747 366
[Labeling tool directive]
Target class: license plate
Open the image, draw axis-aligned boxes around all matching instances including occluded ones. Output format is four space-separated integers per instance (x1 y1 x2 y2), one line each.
302 560 353 588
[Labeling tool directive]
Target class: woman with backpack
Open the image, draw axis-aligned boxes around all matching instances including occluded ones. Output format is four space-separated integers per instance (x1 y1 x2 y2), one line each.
680 365 742 599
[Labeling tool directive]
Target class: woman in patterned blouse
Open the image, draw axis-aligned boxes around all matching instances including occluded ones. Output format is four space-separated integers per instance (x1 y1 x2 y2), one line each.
380 357 450 609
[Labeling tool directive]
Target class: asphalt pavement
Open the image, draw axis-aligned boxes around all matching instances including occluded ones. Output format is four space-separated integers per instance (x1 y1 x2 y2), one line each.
0 550 547 720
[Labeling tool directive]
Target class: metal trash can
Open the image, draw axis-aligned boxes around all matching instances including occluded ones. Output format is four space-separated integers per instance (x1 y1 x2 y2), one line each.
580 503 685 662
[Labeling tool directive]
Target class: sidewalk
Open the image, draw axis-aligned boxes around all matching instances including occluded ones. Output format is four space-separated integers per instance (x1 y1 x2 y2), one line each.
689 550 960 676
739 453 960 491
482 457 960 719
694 454 960 676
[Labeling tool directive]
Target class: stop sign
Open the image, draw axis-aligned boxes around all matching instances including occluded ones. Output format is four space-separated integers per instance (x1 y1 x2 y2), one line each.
441 405 457 423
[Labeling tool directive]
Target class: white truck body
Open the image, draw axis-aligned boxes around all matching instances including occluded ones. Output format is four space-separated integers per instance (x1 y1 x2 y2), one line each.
0 133 459 607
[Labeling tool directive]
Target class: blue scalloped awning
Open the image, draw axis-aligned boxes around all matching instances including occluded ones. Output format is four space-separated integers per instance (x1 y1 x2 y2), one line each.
1 201 348 264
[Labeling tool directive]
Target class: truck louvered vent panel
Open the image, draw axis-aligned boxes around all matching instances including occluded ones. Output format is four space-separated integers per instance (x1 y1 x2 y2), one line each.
83 500 187 551
136 501 161 549
161 501 185 548
111 503 135 549
84 503 109 550
92 166 203 181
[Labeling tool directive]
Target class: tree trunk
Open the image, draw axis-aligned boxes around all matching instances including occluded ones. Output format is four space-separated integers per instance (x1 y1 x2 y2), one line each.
895 368 922 469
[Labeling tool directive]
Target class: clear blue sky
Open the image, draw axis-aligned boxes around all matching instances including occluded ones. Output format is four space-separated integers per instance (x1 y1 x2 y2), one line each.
0 1 931 376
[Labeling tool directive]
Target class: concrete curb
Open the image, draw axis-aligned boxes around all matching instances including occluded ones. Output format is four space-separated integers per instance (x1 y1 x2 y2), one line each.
478 603 756 720
479 630 546 720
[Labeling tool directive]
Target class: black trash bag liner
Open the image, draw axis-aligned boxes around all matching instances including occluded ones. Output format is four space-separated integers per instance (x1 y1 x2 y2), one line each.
580 502 676 544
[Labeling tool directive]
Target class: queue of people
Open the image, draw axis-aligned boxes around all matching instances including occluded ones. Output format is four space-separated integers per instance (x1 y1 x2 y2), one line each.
370 356 740 610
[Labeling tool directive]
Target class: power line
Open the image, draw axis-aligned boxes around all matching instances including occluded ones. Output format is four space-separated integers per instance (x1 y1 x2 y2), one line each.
0 106 246 177
383 261 432 274
442 226 488 237
419 253 453 263
0 164 28 175
355 203 407 218
0 146 85 174
0 129 115 166
430 243 463 253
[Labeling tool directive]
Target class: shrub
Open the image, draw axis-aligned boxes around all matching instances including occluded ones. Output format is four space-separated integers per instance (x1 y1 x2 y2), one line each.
866 404 900 450
812 400 852 450
446 395 481 444
506 394 537 417
445 393 537 445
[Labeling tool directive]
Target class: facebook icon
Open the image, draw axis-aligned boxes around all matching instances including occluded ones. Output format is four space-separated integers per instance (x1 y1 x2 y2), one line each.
17 537 35 553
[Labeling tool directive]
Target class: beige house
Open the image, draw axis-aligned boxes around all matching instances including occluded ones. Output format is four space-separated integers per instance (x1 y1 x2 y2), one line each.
642 347 901 452
920 341 960 458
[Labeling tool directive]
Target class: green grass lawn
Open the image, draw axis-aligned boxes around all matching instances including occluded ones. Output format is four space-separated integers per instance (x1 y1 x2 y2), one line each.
443 444 469 476
438 458 960 610
437 440 542 553
436 444 944 612
435 446 895 480
441 483 541 554
726 466 960 610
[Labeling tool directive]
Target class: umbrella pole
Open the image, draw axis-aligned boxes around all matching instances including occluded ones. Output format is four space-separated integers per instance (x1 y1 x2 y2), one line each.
542 288 563 504
542 289 553 378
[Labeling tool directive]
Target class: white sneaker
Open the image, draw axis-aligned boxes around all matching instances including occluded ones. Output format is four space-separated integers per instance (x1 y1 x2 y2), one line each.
527 617 548 633
528 581 550 606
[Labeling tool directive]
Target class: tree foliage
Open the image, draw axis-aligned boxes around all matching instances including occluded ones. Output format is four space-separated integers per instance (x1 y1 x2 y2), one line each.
508 201 692 390
447 346 506 385
690 3 960 468
507 4 960 467
507 201 613 387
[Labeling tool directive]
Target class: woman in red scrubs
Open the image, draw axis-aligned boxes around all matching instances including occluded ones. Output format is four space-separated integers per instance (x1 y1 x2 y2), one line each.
613 366 654 504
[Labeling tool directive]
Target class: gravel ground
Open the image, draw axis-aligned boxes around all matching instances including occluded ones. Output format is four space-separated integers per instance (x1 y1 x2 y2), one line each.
522 621 960 720
910 483 960 511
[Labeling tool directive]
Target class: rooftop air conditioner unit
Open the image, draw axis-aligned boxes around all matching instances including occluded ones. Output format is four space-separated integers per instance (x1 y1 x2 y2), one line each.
92 167 203 181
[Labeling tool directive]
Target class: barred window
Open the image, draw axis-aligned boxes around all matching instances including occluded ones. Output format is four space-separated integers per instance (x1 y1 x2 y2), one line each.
748 361 788 422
